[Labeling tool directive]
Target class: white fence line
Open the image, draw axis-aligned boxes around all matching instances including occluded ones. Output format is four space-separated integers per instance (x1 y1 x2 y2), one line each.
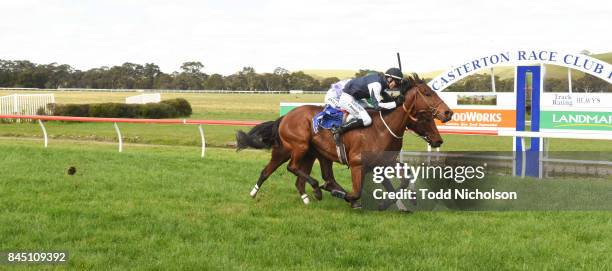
0 94 55 116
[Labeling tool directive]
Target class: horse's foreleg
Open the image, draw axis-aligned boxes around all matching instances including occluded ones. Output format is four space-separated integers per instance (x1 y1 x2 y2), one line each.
318 156 348 201
378 178 400 211
340 165 363 209
250 147 290 198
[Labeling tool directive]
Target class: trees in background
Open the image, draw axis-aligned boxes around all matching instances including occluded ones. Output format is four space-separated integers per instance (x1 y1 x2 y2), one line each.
0 60 342 91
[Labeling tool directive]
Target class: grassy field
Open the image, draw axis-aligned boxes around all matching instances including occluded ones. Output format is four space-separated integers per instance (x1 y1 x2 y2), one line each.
1 139 611 270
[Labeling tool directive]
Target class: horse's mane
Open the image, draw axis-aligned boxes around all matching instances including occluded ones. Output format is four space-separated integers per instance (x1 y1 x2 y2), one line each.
400 73 425 94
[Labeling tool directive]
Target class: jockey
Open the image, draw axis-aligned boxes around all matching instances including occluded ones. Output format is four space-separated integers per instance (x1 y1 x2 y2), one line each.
324 68 404 139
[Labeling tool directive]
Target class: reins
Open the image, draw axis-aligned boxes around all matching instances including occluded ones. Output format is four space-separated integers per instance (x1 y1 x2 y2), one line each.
379 110 403 139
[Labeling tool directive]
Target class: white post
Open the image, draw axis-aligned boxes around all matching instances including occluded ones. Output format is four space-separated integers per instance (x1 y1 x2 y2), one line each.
50 94 55 115
567 68 573 93
512 136 516 176
490 67 496 93
38 120 48 148
199 124 206 158
520 137 526 178
114 122 123 152
13 94 18 114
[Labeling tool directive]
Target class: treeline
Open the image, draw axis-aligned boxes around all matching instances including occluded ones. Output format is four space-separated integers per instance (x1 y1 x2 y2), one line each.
0 60 350 92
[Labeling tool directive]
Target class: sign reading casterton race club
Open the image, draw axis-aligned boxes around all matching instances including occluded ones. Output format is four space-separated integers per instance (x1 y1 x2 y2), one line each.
428 49 612 92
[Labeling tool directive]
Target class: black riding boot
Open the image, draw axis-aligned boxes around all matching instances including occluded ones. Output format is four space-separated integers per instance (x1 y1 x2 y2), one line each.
332 118 364 142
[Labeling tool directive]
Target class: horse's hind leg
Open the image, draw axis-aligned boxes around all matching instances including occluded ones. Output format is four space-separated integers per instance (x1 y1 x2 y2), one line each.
250 147 290 198
295 152 317 204
287 149 323 201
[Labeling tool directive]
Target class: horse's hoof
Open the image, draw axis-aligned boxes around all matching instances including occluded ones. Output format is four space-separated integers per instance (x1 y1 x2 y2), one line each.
314 188 323 200
378 200 392 211
396 200 409 212
301 194 310 205
249 185 259 198
351 201 362 209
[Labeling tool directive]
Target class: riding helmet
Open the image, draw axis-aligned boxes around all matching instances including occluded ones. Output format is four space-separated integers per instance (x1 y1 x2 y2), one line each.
384 68 403 80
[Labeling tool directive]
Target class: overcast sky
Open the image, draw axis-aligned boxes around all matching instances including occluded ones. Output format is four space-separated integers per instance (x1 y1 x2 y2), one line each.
1 0 610 75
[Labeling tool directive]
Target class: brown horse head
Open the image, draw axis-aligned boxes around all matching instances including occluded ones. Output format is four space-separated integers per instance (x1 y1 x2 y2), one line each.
403 73 453 123
406 112 443 148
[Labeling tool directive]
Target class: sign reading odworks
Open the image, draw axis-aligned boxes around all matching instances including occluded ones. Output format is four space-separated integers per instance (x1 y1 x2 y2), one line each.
435 109 516 129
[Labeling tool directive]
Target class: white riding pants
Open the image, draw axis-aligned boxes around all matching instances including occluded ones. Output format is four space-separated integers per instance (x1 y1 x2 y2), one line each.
338 92 372 126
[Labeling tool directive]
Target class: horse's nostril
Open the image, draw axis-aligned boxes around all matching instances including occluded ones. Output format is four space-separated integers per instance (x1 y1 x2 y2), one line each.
444 110 451 116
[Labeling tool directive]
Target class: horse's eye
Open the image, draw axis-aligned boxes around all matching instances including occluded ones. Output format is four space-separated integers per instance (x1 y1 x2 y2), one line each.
425 92 432 97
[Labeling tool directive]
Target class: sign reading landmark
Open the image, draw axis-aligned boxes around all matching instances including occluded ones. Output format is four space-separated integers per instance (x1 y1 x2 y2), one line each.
541 111 612 131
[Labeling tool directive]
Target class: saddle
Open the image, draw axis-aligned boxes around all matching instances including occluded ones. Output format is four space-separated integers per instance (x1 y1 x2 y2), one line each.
313 105 349 165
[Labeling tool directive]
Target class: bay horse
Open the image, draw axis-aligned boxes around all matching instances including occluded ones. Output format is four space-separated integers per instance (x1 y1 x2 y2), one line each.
287 109 444 205
237 75 452 208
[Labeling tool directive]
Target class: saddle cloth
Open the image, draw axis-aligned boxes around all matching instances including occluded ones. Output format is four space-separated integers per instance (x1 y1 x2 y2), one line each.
312 105 349 165
312 105 344 134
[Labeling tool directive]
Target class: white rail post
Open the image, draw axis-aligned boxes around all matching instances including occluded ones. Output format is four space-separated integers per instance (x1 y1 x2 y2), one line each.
114 122 123 152
490 67 496 93
12 94 18 114
38 120 48 148
198 124 206 158
512 136 516 176
520 137 526 178
567 68 572 93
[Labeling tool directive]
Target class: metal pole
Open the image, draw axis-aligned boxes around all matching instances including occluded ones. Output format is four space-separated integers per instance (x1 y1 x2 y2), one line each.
38 119 48 148
199 124 206 158
114 122 123 152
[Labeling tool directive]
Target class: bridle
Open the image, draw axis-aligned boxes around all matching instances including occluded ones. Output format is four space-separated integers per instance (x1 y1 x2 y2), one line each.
404 85 444 122
380 83 443 140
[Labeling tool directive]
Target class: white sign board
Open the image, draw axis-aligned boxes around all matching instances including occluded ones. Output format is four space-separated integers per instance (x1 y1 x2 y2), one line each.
429 49 612 91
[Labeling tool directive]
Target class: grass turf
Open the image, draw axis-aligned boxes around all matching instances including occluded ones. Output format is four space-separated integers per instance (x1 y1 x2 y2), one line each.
0 139 611 270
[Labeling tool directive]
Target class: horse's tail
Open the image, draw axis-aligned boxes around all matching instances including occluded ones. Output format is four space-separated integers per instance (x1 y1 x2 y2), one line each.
236 116 283 151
